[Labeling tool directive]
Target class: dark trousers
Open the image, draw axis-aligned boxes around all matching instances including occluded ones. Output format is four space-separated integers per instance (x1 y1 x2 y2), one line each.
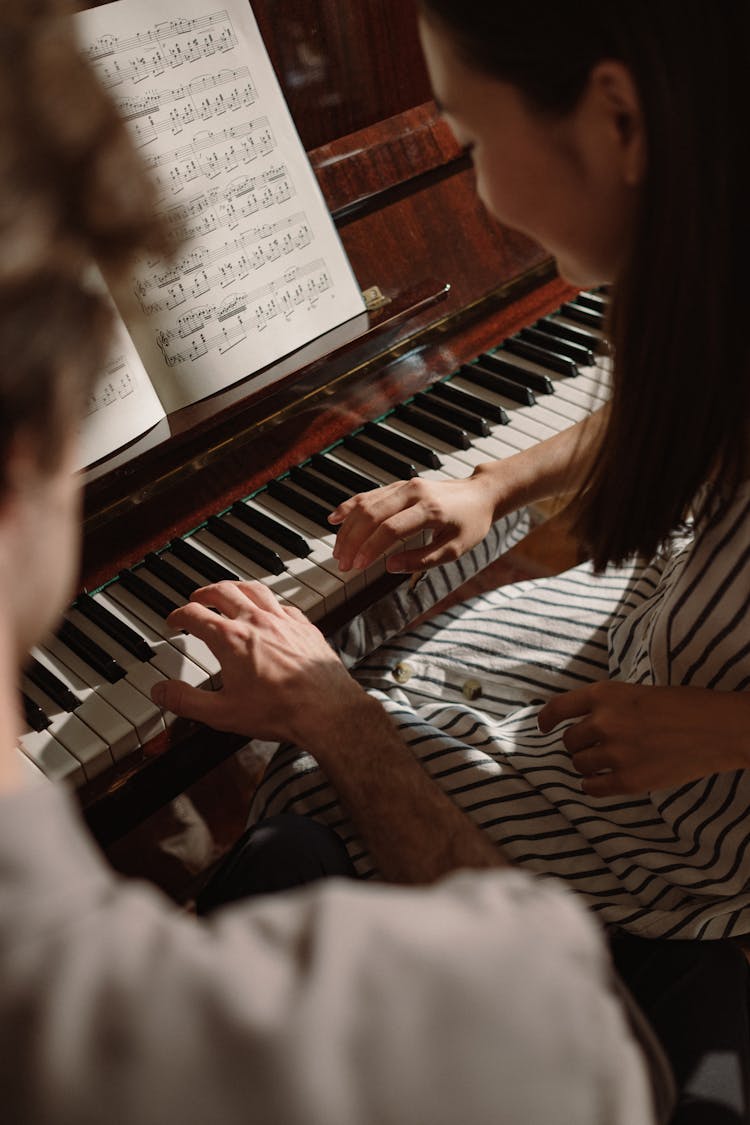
198 815 750 1124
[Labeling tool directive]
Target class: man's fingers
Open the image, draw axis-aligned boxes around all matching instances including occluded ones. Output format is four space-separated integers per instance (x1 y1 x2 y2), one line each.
234 580 286 614
187 580 270 617
167 600 229 644
151 679 224 726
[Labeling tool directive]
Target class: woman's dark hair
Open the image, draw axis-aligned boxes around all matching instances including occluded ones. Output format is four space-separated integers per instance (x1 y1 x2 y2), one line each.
0 0 172 479
421 1 750 568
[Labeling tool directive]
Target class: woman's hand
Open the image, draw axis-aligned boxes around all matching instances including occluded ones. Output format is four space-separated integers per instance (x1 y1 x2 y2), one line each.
329 471 499 574
150 581 364 745
538 681 750 796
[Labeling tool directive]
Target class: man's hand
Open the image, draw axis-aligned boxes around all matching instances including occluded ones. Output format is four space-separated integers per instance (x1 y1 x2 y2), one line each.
150 581 362 745
538 681 750 797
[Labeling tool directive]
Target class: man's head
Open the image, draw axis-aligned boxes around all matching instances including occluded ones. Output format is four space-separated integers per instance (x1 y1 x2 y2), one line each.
0 0 169 653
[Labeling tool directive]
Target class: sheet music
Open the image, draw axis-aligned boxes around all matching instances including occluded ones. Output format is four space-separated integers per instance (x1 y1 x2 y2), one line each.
74 0 365 414
76 312 166 470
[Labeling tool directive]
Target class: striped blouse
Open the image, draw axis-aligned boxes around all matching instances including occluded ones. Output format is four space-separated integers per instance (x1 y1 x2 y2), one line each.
250 486 750 939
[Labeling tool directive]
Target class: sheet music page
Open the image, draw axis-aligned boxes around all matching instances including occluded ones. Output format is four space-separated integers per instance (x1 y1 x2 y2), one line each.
74 0 366 414
76 308 166 470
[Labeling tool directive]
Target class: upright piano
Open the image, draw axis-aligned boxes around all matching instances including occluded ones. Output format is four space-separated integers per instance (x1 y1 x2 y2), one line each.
19 0 610 889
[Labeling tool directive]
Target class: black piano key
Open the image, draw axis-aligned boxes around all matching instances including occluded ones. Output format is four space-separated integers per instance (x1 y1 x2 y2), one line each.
574 292 608 313
26 658 80 713
309 453 379 495
458 363 536 407
22 691 50 732
534 316 601 351
118 568 183 620
431 379 509 426
363 420 441 469
519 326 595 367
57 619 126 684
413 390 490 436
75 592 155 662
206 515 285 576
168 539 239 585
289 466 351 508
499 339 577 378
143 552 201 601
231 502 311 558
342 435 418 480
561 300 604 328
393 403 471 450
265 480 339 531
477 353 555 394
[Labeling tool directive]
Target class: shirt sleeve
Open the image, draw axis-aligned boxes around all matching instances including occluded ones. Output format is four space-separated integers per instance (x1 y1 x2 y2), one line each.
0 783 665 1125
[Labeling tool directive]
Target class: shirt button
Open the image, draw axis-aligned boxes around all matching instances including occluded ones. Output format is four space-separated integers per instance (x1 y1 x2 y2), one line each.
392 661 414 684
462 679 483 701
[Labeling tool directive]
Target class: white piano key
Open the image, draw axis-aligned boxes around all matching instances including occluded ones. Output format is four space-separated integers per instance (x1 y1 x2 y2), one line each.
236 496 364 597
220 510 353 615
191 529 326 617
448 378 553 451
31 647 139 762
102 581 222 688
249 493 350 600
250 489 418 594
527 386 591 425
92 590 213 691
15 744 48 787
41 634 165 746
190 529 303 605
59 608 169 730
379 415 507 468
18 729 84 785
21 677 113 782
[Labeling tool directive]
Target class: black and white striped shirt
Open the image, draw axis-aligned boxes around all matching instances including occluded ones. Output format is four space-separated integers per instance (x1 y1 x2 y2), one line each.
252 488 750 939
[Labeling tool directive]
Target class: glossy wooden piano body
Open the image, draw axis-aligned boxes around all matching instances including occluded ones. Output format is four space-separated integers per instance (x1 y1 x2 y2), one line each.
43 0 583 873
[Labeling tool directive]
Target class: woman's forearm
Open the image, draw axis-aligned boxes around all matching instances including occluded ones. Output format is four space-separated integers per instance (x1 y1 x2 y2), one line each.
473 406 608 518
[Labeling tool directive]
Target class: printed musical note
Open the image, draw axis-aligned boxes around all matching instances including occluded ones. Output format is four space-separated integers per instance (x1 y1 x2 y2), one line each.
156 258 333 366
74 0 366 416
86 363 137 415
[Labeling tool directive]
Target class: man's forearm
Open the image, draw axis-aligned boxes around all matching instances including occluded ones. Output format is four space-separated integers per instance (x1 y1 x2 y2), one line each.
297 691 508 883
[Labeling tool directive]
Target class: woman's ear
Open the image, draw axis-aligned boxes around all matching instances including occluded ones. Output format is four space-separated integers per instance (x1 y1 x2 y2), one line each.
585 60 646 187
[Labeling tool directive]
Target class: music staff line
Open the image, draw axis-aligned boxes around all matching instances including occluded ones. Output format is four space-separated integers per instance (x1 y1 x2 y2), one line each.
86 365 136 416
137 211 312 312
143 115 274 172
117 66 256 127
85 10 234 63
127 83 258 149
161 169 296 240
156 259 333 366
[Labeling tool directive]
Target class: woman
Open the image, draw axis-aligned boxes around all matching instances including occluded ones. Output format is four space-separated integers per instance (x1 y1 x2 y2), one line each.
157 4 750 1120
222 0 750 935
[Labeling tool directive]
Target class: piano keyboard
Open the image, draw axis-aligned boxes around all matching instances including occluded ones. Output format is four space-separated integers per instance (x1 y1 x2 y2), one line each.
18 295 611 789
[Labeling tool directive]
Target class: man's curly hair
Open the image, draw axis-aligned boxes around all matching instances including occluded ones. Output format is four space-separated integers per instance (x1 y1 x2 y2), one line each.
0 0 171 476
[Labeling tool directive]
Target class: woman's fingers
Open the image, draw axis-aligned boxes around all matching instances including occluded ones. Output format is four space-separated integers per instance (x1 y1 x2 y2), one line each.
333 489 428 571
569 745 611 775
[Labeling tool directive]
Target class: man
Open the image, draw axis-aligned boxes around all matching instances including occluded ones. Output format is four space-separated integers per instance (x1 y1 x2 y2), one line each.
0 2 668 1122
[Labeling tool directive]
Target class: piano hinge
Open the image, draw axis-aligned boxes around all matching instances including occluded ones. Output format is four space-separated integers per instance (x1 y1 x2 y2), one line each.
361 285 391 311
